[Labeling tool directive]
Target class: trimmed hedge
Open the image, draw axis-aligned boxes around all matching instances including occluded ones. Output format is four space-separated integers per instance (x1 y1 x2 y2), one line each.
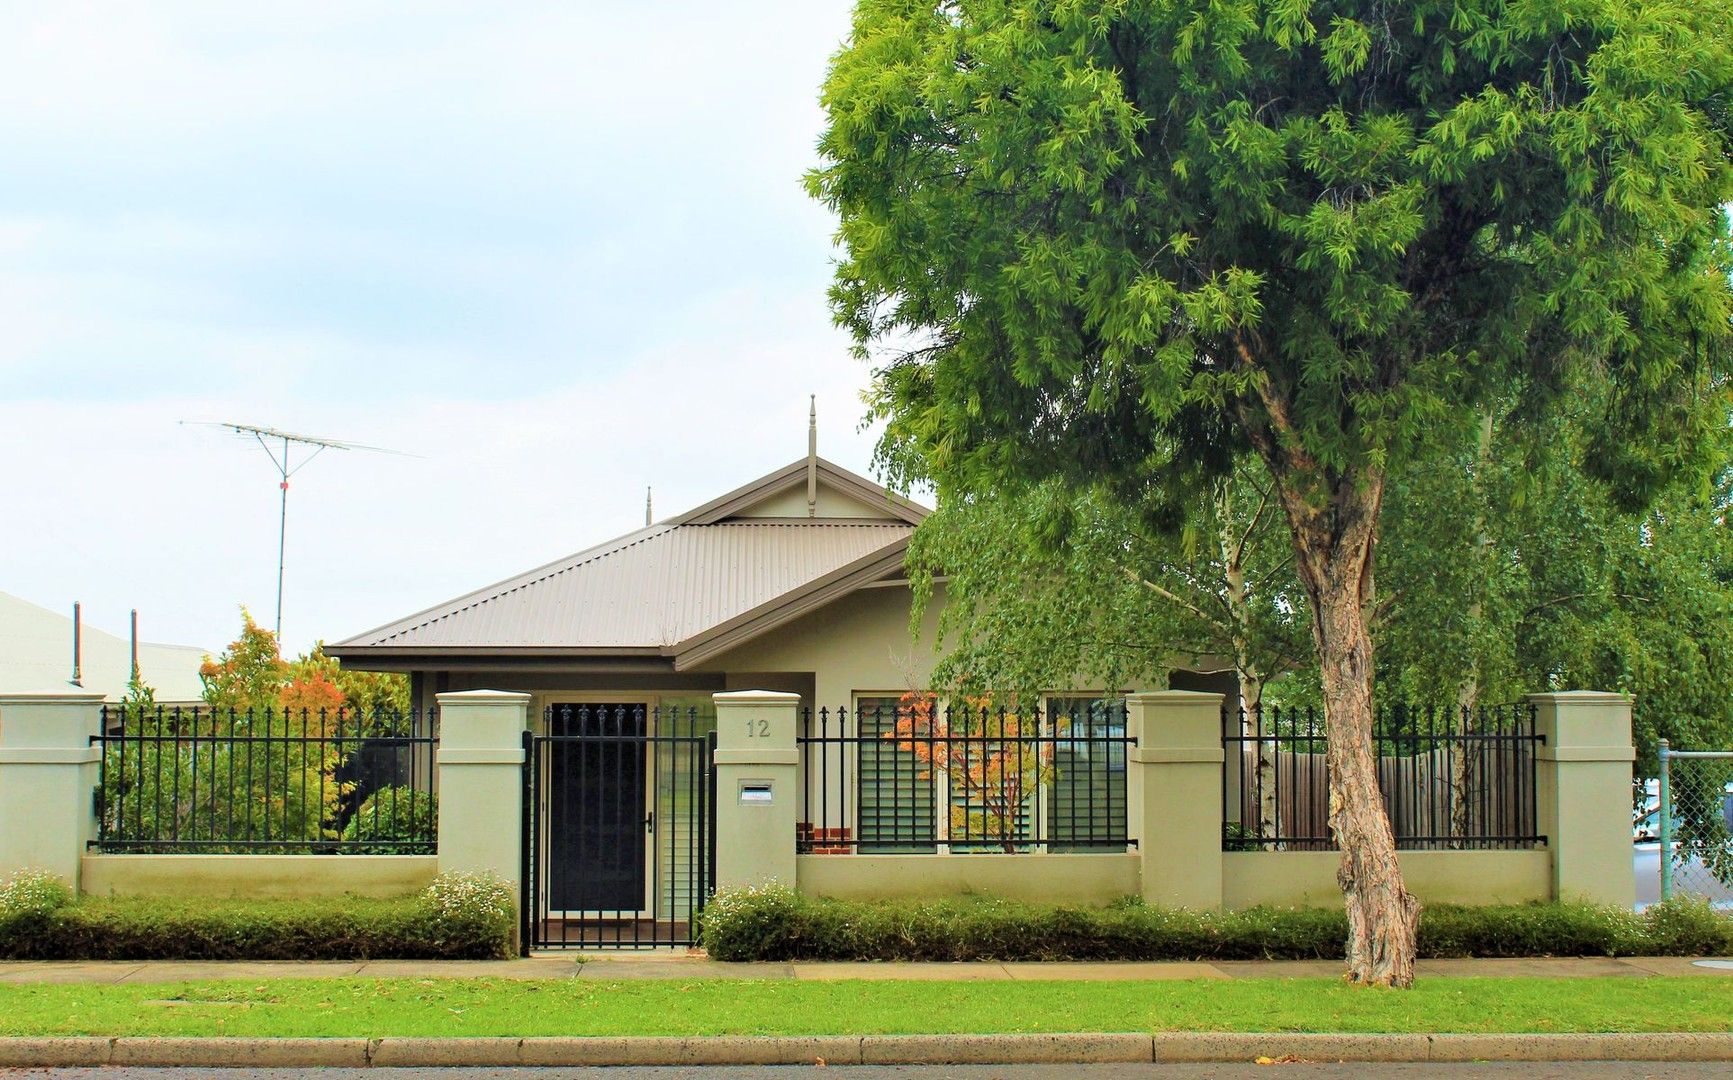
0 871 513 961
698 885 1733 962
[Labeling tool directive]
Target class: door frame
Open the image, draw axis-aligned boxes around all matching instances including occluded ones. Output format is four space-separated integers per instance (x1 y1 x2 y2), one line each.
532 692 660 921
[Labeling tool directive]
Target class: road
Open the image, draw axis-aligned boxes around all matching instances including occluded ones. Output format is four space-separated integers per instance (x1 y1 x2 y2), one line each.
11 1065 1729 1079
1633 843 1733 909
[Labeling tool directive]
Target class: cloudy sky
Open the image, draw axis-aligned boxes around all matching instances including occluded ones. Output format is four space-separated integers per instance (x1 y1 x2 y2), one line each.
0 1 895 656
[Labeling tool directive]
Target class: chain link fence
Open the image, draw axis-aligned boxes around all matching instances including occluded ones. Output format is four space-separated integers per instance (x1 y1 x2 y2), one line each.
1655 741 1733 907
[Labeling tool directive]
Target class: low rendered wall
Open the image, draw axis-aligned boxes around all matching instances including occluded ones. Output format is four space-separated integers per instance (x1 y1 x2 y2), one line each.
80 855 440 899
796 852 1140 905
1222 849 1552 908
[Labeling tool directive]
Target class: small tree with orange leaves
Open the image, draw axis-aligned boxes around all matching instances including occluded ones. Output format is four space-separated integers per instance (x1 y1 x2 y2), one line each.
104 609 359 849
887 691 1067 852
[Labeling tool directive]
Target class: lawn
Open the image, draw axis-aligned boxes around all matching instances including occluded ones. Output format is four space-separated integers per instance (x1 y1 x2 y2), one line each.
0 977 1727 1037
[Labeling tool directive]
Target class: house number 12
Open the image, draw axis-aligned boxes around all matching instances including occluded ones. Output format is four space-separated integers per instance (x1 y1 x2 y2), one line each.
746 718 770 738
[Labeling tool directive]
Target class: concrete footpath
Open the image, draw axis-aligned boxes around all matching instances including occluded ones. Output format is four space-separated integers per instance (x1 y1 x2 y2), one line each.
0 953 1729 983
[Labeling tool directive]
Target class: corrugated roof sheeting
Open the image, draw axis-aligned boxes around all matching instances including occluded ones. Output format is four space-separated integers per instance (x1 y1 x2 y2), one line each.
343 522 913 649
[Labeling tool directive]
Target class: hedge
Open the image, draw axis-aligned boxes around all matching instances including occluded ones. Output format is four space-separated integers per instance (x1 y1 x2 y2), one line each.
698 885 1733 962
0 870 513 961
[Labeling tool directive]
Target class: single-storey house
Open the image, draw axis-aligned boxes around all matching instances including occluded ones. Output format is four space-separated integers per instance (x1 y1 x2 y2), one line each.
329 450 1232 939
328 452 1230 712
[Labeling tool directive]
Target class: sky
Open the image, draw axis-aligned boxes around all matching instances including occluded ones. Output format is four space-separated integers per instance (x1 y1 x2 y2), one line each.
0 1 895 657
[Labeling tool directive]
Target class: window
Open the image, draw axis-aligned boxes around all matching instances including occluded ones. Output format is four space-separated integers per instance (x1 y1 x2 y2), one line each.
1045 697 1128 851
855 695 937 852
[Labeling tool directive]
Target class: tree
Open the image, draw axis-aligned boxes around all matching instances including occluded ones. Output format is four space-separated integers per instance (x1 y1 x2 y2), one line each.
889 691 1061 850
286 643 412 733
810 0 1733 984
103 612 418 851
909 467 1308 711
197 608 285 713
907 466 1308 834
1378 398 1733 759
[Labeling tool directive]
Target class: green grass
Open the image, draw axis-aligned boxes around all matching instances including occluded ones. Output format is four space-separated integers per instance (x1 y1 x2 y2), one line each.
0 977 1726 1037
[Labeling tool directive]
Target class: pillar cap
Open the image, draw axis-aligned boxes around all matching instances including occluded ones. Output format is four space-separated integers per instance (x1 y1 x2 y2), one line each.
435 689 533 704
1526 691 1632 706
714 690 802 706
0 691 107 705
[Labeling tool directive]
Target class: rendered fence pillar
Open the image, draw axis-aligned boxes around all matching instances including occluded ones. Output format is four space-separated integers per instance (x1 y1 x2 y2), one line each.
1127 690 1224 909
0 693 104 892
435 690 529 890
712 690 800 892
1529 691 1635 906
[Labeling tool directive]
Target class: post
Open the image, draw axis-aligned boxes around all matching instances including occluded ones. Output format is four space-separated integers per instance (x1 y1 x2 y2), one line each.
1657 738 1672 901
1529 691 1635 907
1126 690 1224 909
712 690 800 892
435 690 530 895
0 693 104 892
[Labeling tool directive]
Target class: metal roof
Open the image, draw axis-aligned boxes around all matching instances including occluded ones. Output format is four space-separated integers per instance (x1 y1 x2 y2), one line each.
332 520 914 654
329 458 927 665
0 590 208 702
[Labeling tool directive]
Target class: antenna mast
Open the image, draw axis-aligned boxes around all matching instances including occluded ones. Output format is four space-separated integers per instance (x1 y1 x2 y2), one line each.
183 421 411 646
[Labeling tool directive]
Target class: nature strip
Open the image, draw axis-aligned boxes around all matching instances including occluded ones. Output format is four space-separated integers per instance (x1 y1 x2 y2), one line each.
2 1032 1733 1066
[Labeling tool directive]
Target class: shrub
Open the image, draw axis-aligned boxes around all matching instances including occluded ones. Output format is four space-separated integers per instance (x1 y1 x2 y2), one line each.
0 870 513 961
340 786 437 853
1642 896 1733 956
0 870 72 938
698 886 1733 962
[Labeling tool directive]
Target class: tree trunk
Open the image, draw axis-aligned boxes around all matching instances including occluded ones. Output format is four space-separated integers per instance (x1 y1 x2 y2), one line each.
1450 687 1478 846
1217 481 1279 841
1279 469 1420 987
1237 671 1278 841
1451 412 1496 844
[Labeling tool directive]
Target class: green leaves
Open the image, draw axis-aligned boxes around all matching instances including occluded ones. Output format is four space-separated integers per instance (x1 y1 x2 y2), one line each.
814 0 1733 506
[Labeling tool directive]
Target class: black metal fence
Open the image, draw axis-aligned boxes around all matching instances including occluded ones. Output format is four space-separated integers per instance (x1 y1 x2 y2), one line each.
91 705 438 853
798 699 1133 853
1222 702 1543 851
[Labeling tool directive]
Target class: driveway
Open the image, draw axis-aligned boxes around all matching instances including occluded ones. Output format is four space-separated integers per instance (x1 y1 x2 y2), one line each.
1634 843 1733 910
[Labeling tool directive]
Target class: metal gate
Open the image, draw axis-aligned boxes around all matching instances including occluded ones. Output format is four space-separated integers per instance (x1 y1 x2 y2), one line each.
521 704 716 950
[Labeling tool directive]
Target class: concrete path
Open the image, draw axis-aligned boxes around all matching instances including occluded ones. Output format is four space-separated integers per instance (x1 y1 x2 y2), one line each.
0 954 1727 984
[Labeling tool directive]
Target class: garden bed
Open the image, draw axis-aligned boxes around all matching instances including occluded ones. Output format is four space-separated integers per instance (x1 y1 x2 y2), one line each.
0 871 511 961
699 886 1733 962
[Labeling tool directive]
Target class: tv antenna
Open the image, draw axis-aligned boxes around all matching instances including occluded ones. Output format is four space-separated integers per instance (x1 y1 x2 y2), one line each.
182 421 413 645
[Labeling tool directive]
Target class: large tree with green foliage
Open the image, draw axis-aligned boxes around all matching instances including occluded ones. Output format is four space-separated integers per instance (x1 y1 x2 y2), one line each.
908 466 1308 712
810 0 1733 984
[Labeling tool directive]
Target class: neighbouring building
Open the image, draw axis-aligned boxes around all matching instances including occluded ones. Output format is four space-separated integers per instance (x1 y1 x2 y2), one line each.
0 590 205 703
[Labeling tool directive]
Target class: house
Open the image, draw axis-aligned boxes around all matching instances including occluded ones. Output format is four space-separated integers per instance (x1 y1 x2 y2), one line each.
328 449 1231 711
329 445 1235 943
0 590 205 703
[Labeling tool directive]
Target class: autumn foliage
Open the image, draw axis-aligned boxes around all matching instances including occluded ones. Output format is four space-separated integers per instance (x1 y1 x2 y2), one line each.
887 691 1067 852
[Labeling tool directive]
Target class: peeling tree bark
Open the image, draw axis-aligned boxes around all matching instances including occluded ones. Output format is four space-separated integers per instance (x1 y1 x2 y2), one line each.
1277 466 1421 988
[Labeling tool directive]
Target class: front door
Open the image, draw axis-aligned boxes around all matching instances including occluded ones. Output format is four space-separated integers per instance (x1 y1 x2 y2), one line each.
547 702 647 914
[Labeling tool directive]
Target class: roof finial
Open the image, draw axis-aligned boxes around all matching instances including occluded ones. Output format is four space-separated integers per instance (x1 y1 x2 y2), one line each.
807 395 818 518
645 486 653 527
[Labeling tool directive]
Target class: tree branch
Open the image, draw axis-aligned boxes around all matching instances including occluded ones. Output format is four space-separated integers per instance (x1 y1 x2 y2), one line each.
1119 566 1231 633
